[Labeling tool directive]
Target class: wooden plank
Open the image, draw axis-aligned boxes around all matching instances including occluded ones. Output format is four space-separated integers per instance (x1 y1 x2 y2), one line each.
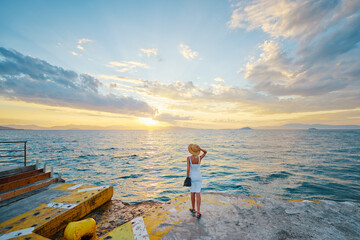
0 169 44 184
0 178 58 202
0 172 51 193
0 165 36 178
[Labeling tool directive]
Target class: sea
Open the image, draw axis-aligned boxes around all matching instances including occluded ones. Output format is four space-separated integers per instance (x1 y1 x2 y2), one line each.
0 129 359 203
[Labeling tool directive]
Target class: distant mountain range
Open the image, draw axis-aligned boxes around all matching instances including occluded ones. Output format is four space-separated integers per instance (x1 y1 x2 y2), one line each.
0 124 359 130
264 123 360 130
0 124 194 130
0 126 23 130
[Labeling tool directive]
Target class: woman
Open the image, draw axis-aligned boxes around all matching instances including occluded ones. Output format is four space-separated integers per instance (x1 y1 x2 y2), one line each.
187 144 207 218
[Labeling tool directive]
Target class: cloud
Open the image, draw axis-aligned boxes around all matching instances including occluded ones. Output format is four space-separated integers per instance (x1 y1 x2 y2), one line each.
0 47 154 116
179 44 199 60
298 14 360 63
230 0 360 105
99 75 145 84
154 113 190 124
228 0 358 43
135 80 204 100
214 77 225 82
109 76 270 110
107 61 149 73
107 74 359 115
78 38 92 44
140 48 158 57
73 38 92 55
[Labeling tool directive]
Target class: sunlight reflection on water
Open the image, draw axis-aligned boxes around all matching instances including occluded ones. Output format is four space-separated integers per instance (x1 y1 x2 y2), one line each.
1 129 359 203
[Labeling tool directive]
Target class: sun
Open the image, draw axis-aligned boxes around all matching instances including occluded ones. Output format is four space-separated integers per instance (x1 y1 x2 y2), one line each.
138 117 159 127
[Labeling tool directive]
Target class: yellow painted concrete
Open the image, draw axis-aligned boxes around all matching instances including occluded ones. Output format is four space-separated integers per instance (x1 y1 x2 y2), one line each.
145 194 188 240
99 222 134 240
249 194 261 198
239 198 264 207
0 183 113 240
203 197 230 206
99 194 189 240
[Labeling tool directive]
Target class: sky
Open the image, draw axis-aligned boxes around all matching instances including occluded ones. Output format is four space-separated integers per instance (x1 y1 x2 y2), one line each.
0 0 359 129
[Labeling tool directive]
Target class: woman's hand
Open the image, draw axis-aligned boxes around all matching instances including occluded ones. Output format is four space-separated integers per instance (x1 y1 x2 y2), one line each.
200 148 207 153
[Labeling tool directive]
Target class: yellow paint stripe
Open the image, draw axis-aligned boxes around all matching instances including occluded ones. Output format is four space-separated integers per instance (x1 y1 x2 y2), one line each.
239 199 264 207
249 195 261 198
8 232 50 240
288 199 304 202
288 199 321 203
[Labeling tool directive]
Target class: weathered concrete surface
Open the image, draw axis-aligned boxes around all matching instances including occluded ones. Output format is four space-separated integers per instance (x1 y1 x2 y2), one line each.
53 200 162 239
101 192 360 240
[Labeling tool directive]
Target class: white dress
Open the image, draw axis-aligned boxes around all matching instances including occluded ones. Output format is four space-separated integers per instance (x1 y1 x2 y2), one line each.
189 156 202 193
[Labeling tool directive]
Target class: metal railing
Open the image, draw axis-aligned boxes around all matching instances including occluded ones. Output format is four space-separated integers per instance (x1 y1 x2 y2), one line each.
0 141 27 166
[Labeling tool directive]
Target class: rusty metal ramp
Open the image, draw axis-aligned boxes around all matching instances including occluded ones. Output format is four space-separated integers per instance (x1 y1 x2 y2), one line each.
0 165 113 240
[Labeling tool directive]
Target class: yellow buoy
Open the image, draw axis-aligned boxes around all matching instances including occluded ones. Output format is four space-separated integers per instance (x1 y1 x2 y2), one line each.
64 218 97 240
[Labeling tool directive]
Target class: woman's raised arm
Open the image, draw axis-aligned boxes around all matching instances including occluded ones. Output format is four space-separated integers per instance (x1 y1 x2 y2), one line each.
200 148 207 161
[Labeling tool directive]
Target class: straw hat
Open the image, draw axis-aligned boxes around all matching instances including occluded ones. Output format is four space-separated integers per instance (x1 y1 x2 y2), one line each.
188 144 200 156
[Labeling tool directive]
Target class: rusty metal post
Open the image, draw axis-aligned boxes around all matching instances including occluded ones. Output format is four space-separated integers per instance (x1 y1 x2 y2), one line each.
24 141 27 166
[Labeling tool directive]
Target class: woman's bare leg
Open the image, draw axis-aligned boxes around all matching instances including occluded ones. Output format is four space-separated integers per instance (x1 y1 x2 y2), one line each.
191 192 195 210
195 192 201 213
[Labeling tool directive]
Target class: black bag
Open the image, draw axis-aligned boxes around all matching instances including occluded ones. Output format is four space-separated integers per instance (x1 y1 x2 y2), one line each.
184 177 191 187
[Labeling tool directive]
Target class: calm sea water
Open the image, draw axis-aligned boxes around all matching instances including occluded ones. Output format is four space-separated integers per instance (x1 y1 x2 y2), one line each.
0 129 359 203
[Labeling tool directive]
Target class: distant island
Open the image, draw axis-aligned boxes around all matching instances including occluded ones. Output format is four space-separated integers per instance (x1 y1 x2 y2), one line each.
239 127 253 130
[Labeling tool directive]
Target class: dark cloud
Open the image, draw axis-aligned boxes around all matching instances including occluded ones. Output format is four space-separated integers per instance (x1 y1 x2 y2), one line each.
231 0 360 101
299 14 360 63
0 47 154 116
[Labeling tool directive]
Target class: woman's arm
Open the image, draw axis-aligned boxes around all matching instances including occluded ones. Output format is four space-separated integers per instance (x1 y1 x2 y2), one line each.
186 157 190 177
200 148 207 161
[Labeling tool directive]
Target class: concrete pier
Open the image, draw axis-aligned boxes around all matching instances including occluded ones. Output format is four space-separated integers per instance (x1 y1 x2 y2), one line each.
101 192 360 240
0 183 113 239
